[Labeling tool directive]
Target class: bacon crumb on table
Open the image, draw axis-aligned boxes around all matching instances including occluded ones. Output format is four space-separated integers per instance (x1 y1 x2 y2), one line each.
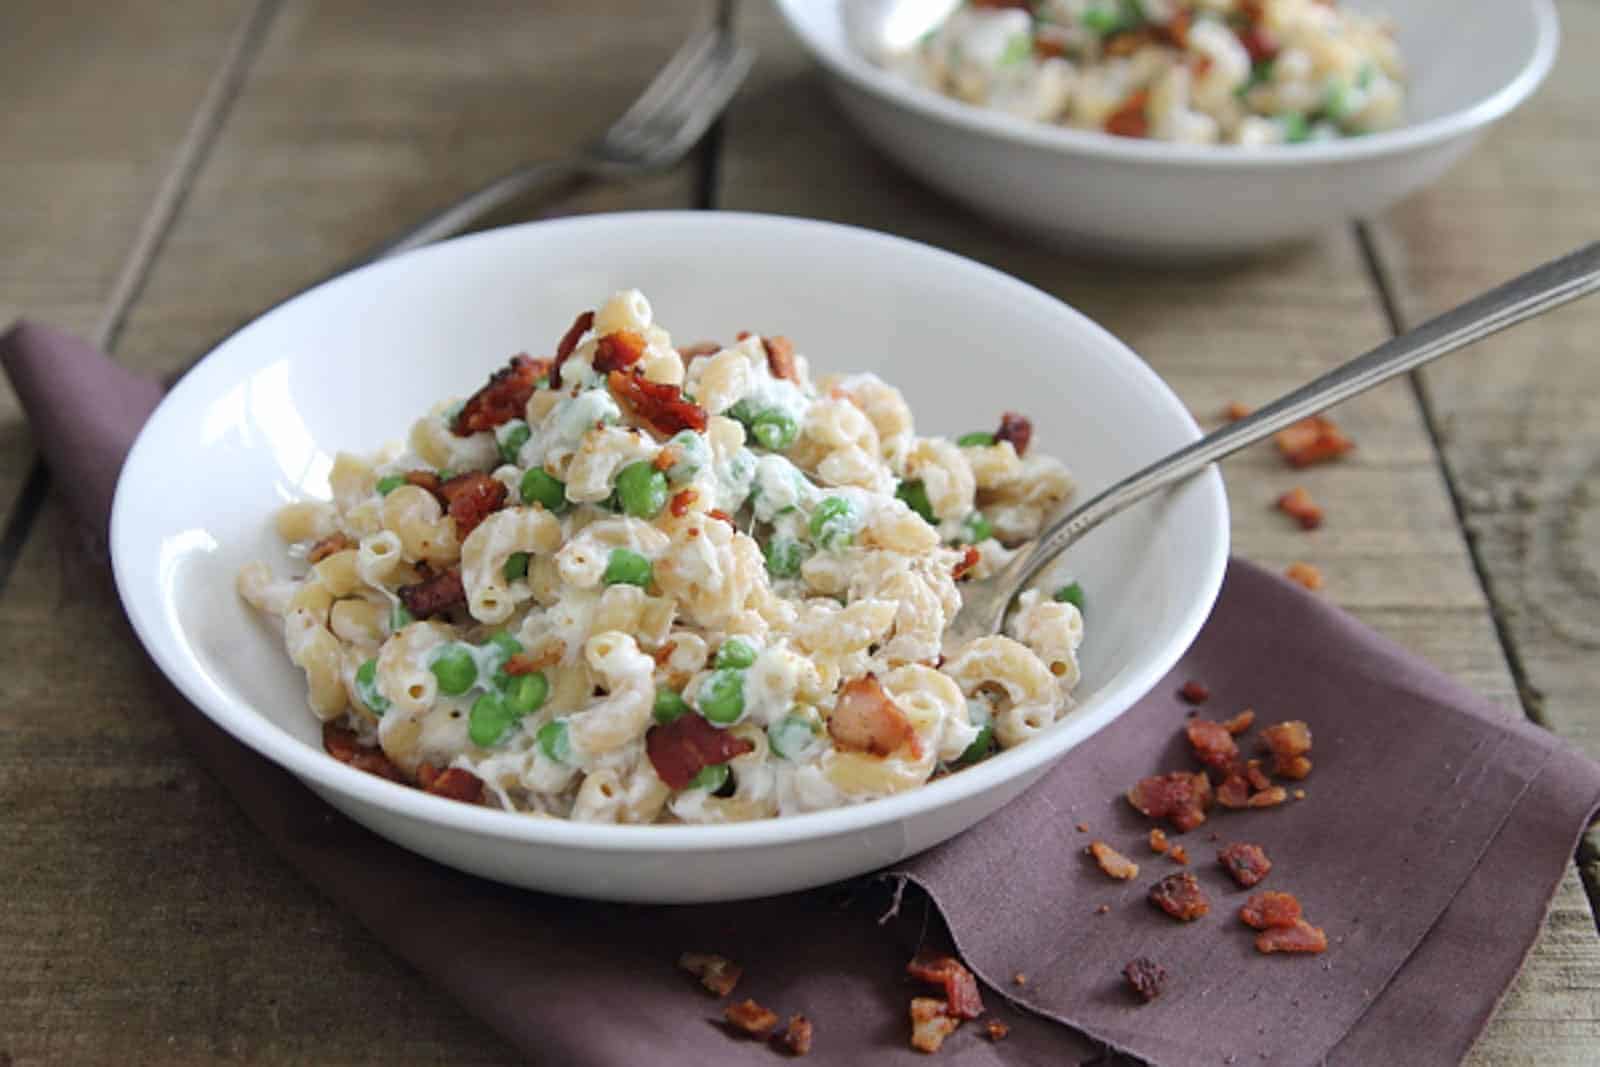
1261 721 1314 779
1127 771 1212 832
1185 718 1240 773
1285 562 1325 591
909 998 961 1054
1149 828 1170 854
1218 843 1272 888
1089 840 1140 880
1168 844 1189 865
774 1015 813 1056
1247 786 1289 808
1276 486 1325 530
725 999 780 1038
1240 892 1302 930
984 1020 1010 1042
678 952 742 997
1274 414 1354 468
1223 402 1252 421
1256 920 1329 955
1221 708 1255 735
1123 957 1168 1002
1149 872 1209 921
1179 679 1210 704
907 953 984 1020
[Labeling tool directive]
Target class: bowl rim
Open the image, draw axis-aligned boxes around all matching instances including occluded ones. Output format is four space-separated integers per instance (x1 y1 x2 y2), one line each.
772 0 1560 168
111 210 1229 854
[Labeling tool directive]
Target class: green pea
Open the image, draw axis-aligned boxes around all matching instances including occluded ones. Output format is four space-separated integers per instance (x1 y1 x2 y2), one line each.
764 537 806 579
376 473 406 496
497 420 531 464
468 692 515 747
437 468 456 482
768 714 819 760
998 32 1031 65
896 480 936 524
615 461 668 518
537 719 572 764
503 551 530 582
1280 112 1311 143
685 763 730 793
520 468 567 511
503 672 548 716
809 496 858 551
1054 581 1086 611
750 411 798 451
389 602 413 631
697 668 745 725
602 548 653 588
429 645 477 695
355 658 388 715
487 630 523 665
1322 79 1353 121
956 511 993 545
653 688 691 725
956 432 996 448
715 639 757 670
953 700 995 767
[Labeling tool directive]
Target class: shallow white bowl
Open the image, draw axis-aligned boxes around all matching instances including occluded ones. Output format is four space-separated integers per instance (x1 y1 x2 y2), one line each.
112 212 1227 902
773 0 1559 259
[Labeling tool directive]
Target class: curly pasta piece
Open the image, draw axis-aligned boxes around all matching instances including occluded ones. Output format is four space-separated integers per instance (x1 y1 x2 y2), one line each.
284 608 347 721
459 507 563 623
904 437 976 522
1006 588 1085 693
942 635 1060 748
565 632 656 757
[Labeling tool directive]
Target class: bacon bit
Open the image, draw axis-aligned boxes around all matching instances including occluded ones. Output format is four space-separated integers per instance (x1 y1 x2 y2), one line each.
1075 822 1090 833
453 354 549 435
439 471 509 538
669 488 698 518
547 310 595 390
1123 957 1168 1002
725 999 780 1038
1185 718 1240 774
762 335 798 381
502 654 539 676
680 951 742 996
645 711 755 790
398 567 466 620
1168 844 1190 865
953 545 981 580
420 765 485 803
1096 904 1111 914
1240 891 1302 929
1104 27 1156 57
775 1015 814 1056
607 369 708 436
1012 973 1027 987
651 447 677 472
1179 679 1210 704
909 998 961 1054
1216 774 1251 809
322 723 407 782
994 412 1033 457
1276 486 1325 530
1149 828 1170 854
404 469 445 500
1219 843 1273 887
828 675 920 759
1274 415 1354 468
1256 919 1329 955
678 340 721 362
1127 771 1211 832
1149 871 1209 921
651 640 678 667
907 953 985 1020
1238 24 1280 64
306 532 354 564
1223 402 1253 421
1164 9 1193 47
592 330 647 374
1104 89 1151 138
1222 708 1255 735
984 1020 1010 1042
1248 786 1289 808
1286 562 1324 591
1262 721 1313 778
706 508 736 529
1293 788 1307 800
1033 35 1067 59
1242 759 1269 791
1088 840 1140 881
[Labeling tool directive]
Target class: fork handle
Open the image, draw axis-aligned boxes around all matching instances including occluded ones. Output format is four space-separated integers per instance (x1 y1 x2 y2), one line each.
1010 240 1600 592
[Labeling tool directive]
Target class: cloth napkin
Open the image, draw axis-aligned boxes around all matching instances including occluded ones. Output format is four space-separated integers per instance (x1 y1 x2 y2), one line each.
7 319 1600 1067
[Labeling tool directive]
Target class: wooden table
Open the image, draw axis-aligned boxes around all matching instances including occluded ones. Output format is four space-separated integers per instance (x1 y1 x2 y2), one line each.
2 1 1596 1061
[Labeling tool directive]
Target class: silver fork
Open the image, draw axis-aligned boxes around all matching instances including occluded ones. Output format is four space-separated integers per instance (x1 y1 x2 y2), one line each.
363 27 754 264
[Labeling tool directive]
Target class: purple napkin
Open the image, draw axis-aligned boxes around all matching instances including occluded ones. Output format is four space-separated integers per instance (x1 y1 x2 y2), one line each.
7 319 1599 1066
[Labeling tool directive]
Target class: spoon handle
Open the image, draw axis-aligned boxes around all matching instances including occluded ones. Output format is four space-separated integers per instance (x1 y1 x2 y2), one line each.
1012 240 1600 591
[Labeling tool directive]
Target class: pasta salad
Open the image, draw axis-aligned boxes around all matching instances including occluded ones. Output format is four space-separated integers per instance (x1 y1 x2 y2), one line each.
883 0 1405 145
238 291 1085 823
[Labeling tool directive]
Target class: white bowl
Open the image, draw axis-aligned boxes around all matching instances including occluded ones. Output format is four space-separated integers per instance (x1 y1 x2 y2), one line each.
773 0 1559 259
111 212 1227 902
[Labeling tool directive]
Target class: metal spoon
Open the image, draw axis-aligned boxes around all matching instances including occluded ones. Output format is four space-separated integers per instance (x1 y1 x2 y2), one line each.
843 0 961 61
947 241 1600 645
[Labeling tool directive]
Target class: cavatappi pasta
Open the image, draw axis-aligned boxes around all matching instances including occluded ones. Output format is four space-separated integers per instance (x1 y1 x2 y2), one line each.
238 291 1085 823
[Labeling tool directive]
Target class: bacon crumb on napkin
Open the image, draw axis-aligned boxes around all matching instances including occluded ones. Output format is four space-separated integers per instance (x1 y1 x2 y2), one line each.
1179 679 1210 704
774 1015 813 1056
1219 843 1272 887
678 952 741 997
1240 891 1303 930
725 999 779 1038
1127 771 1212 832
1168 844 1190 865
1217 773 1252 809
1248 786 1289 808
1148 828 1170 854
1149 872 1209 921
1222 708 1256 735
1123 957 1168 1002
907 953 984 1020
984 1020 1010 1042
1186 717 1240 773
1088 840 1140 880
1256 920 1329 955
909 998 961 1054
1262 720 1314 779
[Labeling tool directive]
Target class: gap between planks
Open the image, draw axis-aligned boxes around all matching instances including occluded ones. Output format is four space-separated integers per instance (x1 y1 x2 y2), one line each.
0 0 284 600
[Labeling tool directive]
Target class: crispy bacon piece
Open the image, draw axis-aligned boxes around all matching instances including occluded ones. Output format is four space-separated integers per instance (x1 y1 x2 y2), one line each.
501 654 538 676
1149 872 1209 922
1216 774 1251 809
1088 841 1140 881
322 723 407 782
306 532 354 563
646 712 754 790
1222 708 1255 735
607 369 708 436
1238 24 1280 64
1256 919 1329 955
1277 486 1325 530
984 1020 1010 1042
1185 718 1240 774
398 567 466 620
404 469 445 500
829 676 921 759
909 998 961 1054
416 765 485 803
678 340 721 362
1244 759 1272 792
439 471 508 538
762 335 798 381
1219 843 1272 888
1127 771 1211 832
1274 415 1354 468
1033 34 1067 59
1123 957 1168 1002
775 1015 814 1056
547 310 595 389
907 953 985 1020
652 448 677 472
725 999 780 1038
1169 844 1190 865
1286 562 1325 591
994 412 1033 457
953 545 982 581
706 508 736 528
1163 9 1193 48
1248 787 1289 808
1262 721 1313 779
1179 679 1210 704
1104 90 1151 138
592 330 648 374
678 951 742 996
668 488 698 518
1149 828 1170 854
453 354 549 435
1240 891 1302 929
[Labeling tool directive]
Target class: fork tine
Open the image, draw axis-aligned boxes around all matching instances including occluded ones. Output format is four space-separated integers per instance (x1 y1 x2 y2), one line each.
635 41 756 161
608 29 724 137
